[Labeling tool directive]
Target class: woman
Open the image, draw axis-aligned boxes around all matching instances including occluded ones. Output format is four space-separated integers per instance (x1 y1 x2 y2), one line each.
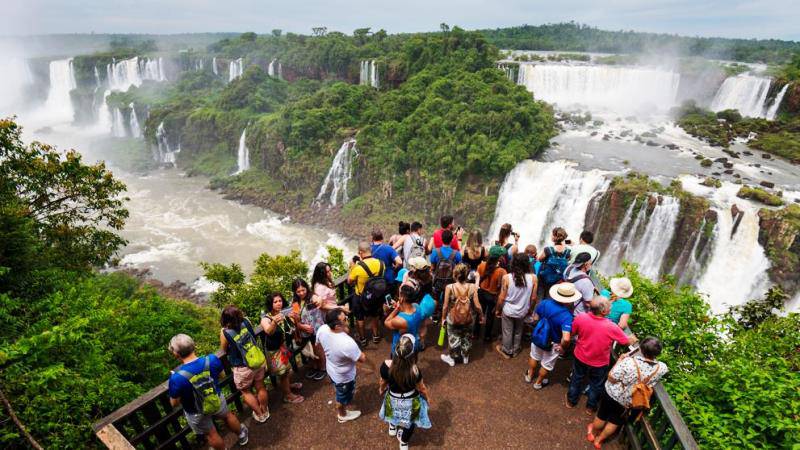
587 337 668 449
607 277 633 330
494 223 519 264
291 279 327 381
537 227 570 296
379 334 432 450
462 230 486 282
219 305 270 423
311 262 343 312
474 252 507 342
390 221 411 255
495 253 537 359
260 293 304 404
440 264 483 366
407 257 435 347
385 281 435 354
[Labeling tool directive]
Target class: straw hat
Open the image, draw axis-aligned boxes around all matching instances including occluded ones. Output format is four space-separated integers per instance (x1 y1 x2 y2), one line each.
407 256 430 271
609 277 634 299
549 283 583 304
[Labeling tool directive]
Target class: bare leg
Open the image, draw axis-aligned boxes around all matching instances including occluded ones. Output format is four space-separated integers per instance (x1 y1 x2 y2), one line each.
596 422 619 444
356 320 366 341
370 317 379 339
336 402 346 417
535 366 550 385
527 358 539 379
254 378 269 413
206 426 225 450
591 417 606 439
314 343 326 370
240 390 263 416
223 411 242 434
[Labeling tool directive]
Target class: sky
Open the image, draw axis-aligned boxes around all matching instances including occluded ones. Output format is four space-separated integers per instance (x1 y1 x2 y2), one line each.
2 0 799 41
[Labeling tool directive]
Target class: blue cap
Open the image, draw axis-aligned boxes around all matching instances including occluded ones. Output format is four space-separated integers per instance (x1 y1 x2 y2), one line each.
395 268 408 283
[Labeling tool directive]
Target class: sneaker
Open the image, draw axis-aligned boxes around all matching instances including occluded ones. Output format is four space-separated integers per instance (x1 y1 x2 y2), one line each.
494 344 511 360
398 432 409 450
238 424 249 446
305 369 317 379
440 354 455 367
463 356 469 365
313 370 326 381
337 410 362 423
388 424 397 436
359 337 368 347
524 370 532 383
252 410 270 423
372 335 382 344
533 379 550 390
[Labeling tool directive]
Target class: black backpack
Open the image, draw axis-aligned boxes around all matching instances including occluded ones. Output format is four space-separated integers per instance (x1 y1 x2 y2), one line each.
433 248 456 298
358 259 387 308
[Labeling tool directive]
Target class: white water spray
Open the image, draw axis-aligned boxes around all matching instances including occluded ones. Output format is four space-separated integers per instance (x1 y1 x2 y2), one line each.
229 58 243 81
129 103 142 138
359 60 379 88
235 129 250 174
42 58 77 125
710 75 776 119
317 139 357 206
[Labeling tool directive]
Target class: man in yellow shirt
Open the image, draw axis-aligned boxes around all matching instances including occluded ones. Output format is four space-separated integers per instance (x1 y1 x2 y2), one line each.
348 241 385 347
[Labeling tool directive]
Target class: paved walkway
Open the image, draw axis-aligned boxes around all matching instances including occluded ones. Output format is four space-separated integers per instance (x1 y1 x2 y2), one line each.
224 331 623 449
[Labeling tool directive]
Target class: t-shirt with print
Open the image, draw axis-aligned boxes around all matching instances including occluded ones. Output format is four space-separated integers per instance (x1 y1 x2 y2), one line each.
300 304 325 337
371 243 399 283
430 246 462 266
316 324 362 384
348 257 383 295
432 228 461 251
477 261 507 294
572 313 630 368
535 299 573 344
608 299 633 325
605 354 668 407
168 355 223 414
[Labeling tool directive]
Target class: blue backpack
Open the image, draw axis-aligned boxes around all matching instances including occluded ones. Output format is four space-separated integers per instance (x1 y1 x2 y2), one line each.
531 316 554 350
539 246 571 285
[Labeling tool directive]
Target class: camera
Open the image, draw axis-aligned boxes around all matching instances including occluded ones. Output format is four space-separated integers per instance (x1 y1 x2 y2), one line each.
564 239 573 245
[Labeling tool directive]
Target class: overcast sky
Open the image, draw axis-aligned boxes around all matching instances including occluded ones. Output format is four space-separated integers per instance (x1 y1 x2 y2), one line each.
3 0 799 41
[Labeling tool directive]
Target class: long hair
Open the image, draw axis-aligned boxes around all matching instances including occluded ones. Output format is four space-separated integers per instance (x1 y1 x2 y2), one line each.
389 335 420 392
220 305 244 329
483 254 500 283
266 292 288 313
292 278 312 305
453 263 469 284
466 230 483 258
510 253 531 287
311 262 333 288
552 227 568 245
498 223 512 245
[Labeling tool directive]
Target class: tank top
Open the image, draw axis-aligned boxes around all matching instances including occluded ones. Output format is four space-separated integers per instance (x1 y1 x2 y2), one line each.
502 273 534 319
462 247 485 271
391 305 423 353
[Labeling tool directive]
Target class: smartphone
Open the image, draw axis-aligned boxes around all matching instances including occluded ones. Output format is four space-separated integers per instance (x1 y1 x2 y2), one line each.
384 294 393 307
352 255 361 263
565 239 573 245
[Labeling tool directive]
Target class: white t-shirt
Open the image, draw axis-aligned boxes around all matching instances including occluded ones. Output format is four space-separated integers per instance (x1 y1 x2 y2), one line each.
569 244 600 264
316 324 362 384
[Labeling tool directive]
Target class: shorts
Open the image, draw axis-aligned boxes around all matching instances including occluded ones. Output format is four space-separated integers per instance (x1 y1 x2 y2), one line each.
184 395 229 435
596 388 630 426
333 379 356 405
530 343 560 371
352 294 383 321
232 365 266 391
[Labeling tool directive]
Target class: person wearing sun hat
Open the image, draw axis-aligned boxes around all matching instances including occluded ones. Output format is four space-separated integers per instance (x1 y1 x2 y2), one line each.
606 278 633 330
525 283 580 390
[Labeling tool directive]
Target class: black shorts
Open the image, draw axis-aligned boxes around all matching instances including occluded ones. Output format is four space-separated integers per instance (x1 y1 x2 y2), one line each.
352 294 383 320
596 387 629 426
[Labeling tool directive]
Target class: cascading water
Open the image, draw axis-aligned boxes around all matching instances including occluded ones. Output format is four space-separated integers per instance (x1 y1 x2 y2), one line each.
129 103 142 138
106 57 166 91
235 129 250 174
0 57 34 114
671 218 707 285
111 107 127 137
212 57 218 75
709 75 787 119
43 58 77 124
317 139 357 206
140 57 166 82
93 66 101 87
765 82 791 119
517 63 681 113
229 58 243 81
155 121 180 165
359 60 379 88
94 90 112 133
268 59 278 77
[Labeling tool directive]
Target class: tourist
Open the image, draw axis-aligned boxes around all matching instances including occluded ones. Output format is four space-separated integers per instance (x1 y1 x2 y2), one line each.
564 252 596 316
385 281 436 354
429 229 463 266
569 230 600 265
407 256 435 347
260 292 304 404
489 223 518 269
379 334 432 450
219 306 270 423
371 229 403 287
317 308 371 423
168 334 249 449
440 263 483 366
526 284 579 389
402 221 427 268
607 277 634 330
430 229 462 311
348 242 387 347
292 278 327 381
587 337 668 449
389 221 411 254
462 230 486 282
525 244 541 276
427 214 462 252
537 227 571 295
566 296 634 413
312 262 344 312
474 251 507 342
495 253 537 359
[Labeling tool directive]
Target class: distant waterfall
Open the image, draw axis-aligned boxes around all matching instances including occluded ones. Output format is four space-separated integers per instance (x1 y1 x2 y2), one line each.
235 129 250 174
317 139 357 206
359 60 379 88
107 57 166 91
0 58 34 113
194 59 204 71
765 83 791 119
43 58 77 124
95 90 112 133
517 63 680 113
229 58 244 81
129 103 142 138
155 121 180 165
111 107 127 137
93 66 102 87
268 59 282 78
709 75 788 119
212 57 219 75
497 64 515 81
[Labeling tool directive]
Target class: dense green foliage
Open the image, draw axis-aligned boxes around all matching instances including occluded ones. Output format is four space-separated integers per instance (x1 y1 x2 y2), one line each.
737 185 785 206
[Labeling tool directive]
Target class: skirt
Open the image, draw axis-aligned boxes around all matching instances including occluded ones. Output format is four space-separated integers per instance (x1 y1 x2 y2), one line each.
379 391 432 429
266 345 291 376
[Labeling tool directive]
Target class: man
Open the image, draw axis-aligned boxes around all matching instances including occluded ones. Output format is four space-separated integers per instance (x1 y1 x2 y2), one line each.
566 296 635 413
371 229 403 285
168 334 248 449
526 283 580 390
402 221 426 268
427 214 463 252
317 308 372 423
429 229 462 267
563 252 596 316
348 241 386 346
569 230 600 264
429 229 462 307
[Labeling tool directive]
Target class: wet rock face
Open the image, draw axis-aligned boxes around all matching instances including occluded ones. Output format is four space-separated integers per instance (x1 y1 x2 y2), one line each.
758 205 800 297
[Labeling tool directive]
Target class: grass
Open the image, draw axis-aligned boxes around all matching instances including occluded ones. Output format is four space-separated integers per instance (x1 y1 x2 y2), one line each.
737 186 785 206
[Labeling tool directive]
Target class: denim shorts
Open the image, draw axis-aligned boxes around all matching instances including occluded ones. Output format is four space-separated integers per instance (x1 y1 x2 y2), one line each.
333 379 356 405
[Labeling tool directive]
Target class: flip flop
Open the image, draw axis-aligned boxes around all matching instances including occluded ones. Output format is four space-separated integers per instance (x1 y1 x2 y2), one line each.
586 423 596 442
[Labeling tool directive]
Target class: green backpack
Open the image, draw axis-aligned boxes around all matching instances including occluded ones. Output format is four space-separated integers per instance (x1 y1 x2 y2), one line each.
226 319 266 370
177 357 221 415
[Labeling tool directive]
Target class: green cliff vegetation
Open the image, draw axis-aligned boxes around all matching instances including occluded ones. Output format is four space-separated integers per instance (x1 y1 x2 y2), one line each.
758 204 800 296
737 185 785 206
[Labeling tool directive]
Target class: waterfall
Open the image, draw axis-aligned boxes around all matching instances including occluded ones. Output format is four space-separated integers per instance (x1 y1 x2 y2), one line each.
765 83 791 119
140 57 166 82
268 59 276 77
229 58 243 81
107 57 166 91
111 107 127 137
235 129 250 174
489 160 610 249
194 59 204 71
596 199 638 275
620 197 681 279
95 90 112 133
359 60 379 88
317 139 357 206
129 103 142 138
710 75 774 119
516 63 681 113
212 57 218 75
43 58 77 124
155 121 180 165
93 66 101 87
671 219 707 285
0 58 34 113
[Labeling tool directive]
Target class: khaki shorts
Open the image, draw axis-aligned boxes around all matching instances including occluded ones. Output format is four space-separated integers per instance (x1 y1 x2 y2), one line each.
184 395 229 435
233 365 266 391
530 343 560 372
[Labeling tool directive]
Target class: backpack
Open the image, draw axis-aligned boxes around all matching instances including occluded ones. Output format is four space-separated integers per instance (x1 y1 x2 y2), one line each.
358 260 387 308
408 235 425 261
531 316 554 350
433 248 456 297
630 358 659 410
449 284 474 325
177 357 221 415
490 243 513 270
224 319 266 370
539 246 571 285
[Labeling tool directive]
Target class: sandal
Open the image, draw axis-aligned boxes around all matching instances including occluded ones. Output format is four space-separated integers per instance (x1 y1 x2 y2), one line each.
283 395 304 404
533 378 550 390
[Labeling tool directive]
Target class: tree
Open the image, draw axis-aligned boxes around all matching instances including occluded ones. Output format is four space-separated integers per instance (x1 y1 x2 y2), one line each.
353 27 371 45
312 27 328 37
271 29 282 37
240 32 257 42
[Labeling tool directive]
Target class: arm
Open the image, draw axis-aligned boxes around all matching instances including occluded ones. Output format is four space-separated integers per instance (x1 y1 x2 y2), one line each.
558 331 571 354
392 235 405 251
471 285 483 318
260 315 279 335
384 306 407 332
618 313 631 330
219 329 228 353
495 276 509 316
417 379 430 405
441 285 451 321
426 236 434 253
393 255 403 268
356 351 376 374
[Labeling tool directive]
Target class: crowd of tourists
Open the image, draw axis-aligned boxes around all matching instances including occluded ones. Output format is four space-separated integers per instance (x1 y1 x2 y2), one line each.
167 215 667 449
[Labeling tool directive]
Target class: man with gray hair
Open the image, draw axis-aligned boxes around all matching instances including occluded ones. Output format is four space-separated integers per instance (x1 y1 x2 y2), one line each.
168 334 249 449
566 296 636 413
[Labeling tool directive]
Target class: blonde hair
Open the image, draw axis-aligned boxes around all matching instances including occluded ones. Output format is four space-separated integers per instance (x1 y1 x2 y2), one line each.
466 230 483 256
453 263 469 283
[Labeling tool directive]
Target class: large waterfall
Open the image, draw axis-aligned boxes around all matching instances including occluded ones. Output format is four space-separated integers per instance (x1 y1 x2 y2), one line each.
359 61 379 88
129 103 142 138
709 75 779 119
317 139 357 206
43 58 77 124
155 122 180 165
765 82 791 119
111 107 127 137
517 63 681 113
106 57 167 91
235 129 250 174
229 58 244 81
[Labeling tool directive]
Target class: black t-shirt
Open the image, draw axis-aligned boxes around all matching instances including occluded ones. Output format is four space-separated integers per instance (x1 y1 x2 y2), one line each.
380 361 423 393
260 313 290 351
462 247 485 271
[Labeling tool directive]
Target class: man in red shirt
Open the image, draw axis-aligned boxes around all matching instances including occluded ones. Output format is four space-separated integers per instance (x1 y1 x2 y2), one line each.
566 296 636 413
427 215 463 253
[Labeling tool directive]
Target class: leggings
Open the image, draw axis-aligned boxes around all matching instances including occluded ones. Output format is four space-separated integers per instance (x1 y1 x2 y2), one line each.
399 424 416 443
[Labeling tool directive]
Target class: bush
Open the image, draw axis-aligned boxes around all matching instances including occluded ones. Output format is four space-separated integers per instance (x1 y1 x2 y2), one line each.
737 185 784 206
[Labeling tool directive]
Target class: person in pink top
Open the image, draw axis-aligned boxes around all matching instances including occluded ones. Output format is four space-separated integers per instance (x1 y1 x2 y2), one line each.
311 262 347 313
566 296 637 413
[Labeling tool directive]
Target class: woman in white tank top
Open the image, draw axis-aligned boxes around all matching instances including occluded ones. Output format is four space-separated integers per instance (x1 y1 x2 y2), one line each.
495 253 537 358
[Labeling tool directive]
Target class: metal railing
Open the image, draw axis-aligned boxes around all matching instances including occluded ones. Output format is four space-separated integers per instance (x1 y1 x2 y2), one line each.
622 383 699 450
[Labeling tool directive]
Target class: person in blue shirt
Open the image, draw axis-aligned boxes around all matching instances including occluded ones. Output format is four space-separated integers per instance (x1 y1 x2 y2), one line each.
429 229 462 266
168 334 248 449
384 280 436 355
604 277 634 330
525 244 542 275
525 284 580 390
371 229 403 284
